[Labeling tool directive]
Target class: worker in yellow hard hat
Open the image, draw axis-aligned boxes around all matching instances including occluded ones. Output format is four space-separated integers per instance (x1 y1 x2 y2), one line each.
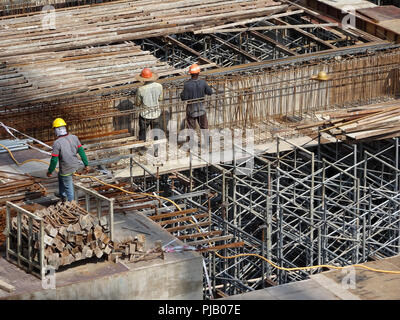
180 64 213 130
52 118 67 128
47 118 90 202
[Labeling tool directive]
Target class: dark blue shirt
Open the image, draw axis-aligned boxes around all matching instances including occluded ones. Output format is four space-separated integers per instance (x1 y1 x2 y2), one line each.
180 79 213 117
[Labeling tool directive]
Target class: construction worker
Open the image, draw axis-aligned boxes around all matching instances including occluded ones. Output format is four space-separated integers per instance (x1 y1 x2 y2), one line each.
180 64 213 130
47 118 89 202
135 68 163 144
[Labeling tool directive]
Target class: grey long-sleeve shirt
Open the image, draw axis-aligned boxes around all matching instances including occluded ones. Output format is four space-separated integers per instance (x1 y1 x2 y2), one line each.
51 134 83 175
180 79 213 117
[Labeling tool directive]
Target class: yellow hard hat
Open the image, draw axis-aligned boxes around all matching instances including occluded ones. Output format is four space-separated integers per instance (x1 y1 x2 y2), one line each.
52 118 67 128
317 71 329 80
311 71 330 81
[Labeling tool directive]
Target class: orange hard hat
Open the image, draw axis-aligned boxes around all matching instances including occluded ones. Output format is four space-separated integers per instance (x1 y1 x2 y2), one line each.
140 68 153 79
189 64 200 74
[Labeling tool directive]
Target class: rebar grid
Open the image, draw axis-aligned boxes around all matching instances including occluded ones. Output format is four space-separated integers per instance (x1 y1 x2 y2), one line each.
2 46 399 142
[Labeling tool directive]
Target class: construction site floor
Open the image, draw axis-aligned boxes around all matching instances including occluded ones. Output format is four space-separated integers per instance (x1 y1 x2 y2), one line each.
223 254 400 300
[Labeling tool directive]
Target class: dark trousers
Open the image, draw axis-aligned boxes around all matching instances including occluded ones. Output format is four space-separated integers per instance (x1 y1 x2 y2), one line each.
186 113 208 130
139 115 160 141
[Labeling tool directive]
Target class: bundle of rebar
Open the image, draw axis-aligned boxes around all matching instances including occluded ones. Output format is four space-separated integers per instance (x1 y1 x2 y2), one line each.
0 171 46 205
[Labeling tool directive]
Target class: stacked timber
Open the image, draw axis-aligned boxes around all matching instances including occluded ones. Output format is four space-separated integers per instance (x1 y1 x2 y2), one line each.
0 0 285 58
297 102 400 141
0 0 285 107
0 43 177 107
0 0 112 16
9 201 160 270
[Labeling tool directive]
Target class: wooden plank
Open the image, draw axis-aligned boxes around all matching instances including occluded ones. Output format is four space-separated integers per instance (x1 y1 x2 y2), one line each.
0 278 15 293
177 230 223 240
149 208 198 221
210 34 261 62
166 221 210 232
164 35 217 65
206 23 339 33
272 17 337 49
197 241 245 252
189 234 234 246
248 30 298 56
157 213 209 226
194 7 296 34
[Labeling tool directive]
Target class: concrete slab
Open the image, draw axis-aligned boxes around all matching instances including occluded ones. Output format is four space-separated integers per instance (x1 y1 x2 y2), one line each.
266 279 340 300
223 288 277 300
318 257 400 300
223 279 339 300
223 255 400 300
0 249 202 300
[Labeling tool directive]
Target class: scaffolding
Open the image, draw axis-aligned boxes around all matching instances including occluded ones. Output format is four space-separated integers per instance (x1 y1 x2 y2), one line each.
79 135 400 298
71 113 400 298
159 136 400 298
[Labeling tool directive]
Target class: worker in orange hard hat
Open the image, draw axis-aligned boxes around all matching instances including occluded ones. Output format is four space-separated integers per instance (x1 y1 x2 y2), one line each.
188 64 201 74
181 64 213 130
135 68 163 155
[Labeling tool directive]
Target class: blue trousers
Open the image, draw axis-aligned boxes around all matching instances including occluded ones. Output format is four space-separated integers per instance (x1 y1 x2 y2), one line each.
58 173 74 202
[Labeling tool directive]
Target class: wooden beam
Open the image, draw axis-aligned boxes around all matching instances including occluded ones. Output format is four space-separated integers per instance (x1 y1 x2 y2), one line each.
149 208 198 221
205 23 339 33
272 17 337 50
197 241 245 252
164 35 218 66
157 213 209 226
177 230 223 240
248 30 299 56
210 34 261 62
0 278 15 293
189 234 234 246
166 221 211 232
194 5 293 34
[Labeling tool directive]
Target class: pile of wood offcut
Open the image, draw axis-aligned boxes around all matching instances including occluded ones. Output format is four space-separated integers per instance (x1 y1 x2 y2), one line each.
298 102 400 141
9 201 163 270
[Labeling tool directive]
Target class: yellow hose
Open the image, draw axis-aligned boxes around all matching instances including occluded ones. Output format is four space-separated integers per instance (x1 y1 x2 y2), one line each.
74 172 182 211
0 142 182 211
2 142 400 275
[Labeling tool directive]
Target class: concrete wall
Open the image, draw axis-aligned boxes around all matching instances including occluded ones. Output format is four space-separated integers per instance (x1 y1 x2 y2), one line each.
4 254 203 300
